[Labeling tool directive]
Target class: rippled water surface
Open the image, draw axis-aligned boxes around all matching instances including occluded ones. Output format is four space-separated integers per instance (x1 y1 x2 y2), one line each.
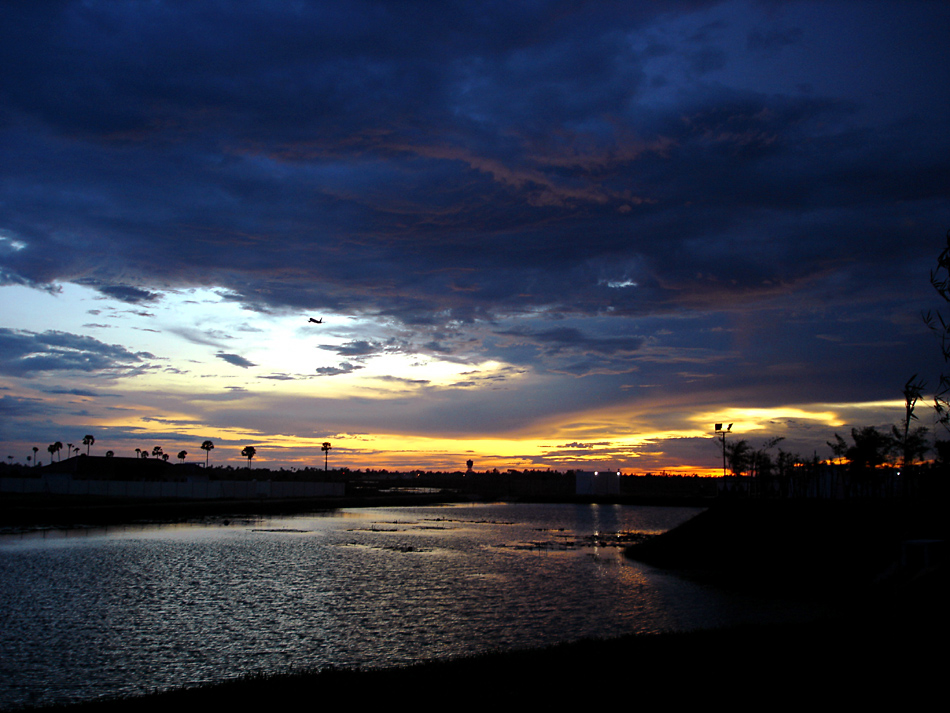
0 503 808 708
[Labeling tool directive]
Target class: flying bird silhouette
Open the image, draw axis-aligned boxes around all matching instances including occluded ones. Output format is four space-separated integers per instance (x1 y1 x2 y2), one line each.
308 317 323 324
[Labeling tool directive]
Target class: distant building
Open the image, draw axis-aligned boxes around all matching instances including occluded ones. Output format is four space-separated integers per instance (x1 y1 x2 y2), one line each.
41 454 181 480
575 470 620 496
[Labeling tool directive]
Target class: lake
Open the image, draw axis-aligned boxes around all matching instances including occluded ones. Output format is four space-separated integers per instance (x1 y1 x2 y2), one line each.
0 502 816 709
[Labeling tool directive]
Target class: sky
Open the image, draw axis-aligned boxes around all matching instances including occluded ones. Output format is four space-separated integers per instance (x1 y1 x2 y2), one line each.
1 0 949 474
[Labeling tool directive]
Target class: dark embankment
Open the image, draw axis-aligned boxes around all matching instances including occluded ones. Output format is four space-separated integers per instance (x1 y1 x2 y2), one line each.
626 499 947 601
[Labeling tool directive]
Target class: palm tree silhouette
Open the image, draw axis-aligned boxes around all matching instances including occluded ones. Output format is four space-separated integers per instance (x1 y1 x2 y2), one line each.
83 435 95 456
241 445 257 468
105 450 114 458
32 446 38 467
135 448 141 459
725 439 751 476
321 442 332 472
201 440 214 468
177 450 187 463
152 446 163 460
48 442 61 463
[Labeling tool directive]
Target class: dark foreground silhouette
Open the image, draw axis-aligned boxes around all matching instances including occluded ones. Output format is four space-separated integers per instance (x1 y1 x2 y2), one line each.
22 616 941 711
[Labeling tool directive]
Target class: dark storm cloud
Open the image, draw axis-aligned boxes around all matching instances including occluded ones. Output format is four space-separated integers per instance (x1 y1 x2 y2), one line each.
0 0 948 421
320 341 384 358
215 352 256 369
316 362 364 377
2 0 944 319
84 283 161 304
43 388 106 397
495 327 645 356
486 323 648 377
0 393 52 418
0 329 151 377
373 375 430 386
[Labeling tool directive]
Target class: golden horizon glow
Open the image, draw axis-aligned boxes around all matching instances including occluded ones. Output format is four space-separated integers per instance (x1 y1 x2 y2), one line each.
0 280 920 474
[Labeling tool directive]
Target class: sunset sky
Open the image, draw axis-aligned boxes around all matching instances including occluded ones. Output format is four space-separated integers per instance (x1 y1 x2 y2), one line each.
1 1 949 474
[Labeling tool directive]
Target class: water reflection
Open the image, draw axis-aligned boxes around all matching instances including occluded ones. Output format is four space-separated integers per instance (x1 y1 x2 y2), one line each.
0 503 814 709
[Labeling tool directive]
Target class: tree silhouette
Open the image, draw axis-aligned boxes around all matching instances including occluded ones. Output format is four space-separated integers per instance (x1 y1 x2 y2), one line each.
105 450 114 458
66 443 73 459
845 426 894 496
177 450 187 463
201 440 214 468
924 229 950 428
893 375 928 472
827 433 848 465
724 439 751 476
846 426 893 469
83 434 95 456
32 446 38 467
241 445 257 468
135 448 141 459
322 441 332 471
152 446 163 460
891 425 929 470
48 442 61 462
748 437 784 479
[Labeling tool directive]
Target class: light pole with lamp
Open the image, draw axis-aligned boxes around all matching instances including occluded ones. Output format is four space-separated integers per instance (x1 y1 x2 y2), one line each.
714 423 733 477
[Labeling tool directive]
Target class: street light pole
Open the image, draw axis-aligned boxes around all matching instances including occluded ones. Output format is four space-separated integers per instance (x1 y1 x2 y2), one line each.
714 423 733 477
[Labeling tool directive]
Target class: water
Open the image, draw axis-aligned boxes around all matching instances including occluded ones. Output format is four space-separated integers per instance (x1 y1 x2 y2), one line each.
0 503 814 709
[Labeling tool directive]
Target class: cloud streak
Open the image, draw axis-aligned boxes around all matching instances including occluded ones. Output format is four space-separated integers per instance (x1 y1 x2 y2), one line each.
216 352 257 369
0 329 151 377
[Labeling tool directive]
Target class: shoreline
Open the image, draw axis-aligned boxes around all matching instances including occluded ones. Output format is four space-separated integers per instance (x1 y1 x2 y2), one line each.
0 492 464 533
0 491 711 534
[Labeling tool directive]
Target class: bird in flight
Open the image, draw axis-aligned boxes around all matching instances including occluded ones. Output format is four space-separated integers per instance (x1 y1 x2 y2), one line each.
309 317 323 324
